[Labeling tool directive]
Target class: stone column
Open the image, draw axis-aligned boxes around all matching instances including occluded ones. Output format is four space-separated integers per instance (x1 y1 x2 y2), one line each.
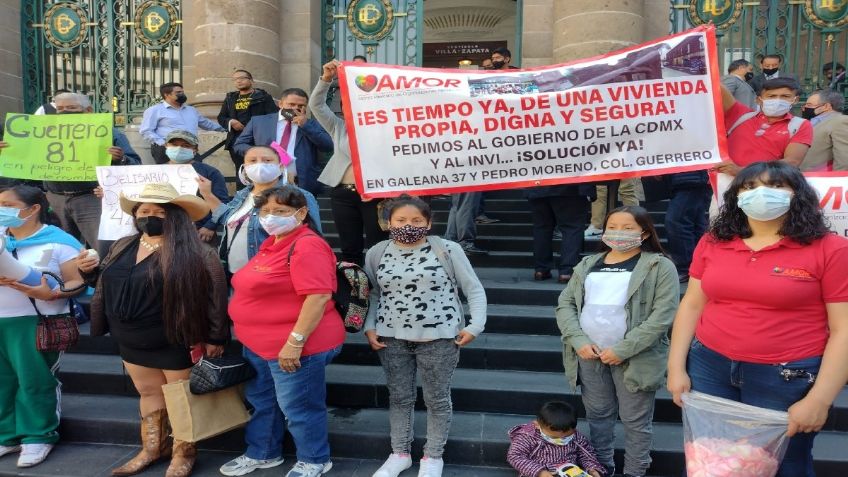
553 0 646 62
280 0 320 93
0 0 23 114
521 0 555 68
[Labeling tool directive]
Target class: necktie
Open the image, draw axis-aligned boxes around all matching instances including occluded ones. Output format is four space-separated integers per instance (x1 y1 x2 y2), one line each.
280 121 292 148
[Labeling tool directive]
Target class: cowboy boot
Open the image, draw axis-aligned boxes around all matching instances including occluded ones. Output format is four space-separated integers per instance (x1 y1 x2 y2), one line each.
165 440 197 477
111 408 172 476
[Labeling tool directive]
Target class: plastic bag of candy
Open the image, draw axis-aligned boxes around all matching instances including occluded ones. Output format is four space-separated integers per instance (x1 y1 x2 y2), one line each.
554 463 591 477
681 391 790 477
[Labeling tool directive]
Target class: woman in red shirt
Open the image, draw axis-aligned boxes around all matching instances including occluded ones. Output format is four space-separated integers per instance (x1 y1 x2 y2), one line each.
228 185 344 477
667 161 848 477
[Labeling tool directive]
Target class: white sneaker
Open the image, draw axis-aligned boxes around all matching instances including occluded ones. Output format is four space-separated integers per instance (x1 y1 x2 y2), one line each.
286 461 333 477
0 445 20 458
417 457 444 477
584 225 603 237
373 453 412 477
17 443 53 468
220 454 285 476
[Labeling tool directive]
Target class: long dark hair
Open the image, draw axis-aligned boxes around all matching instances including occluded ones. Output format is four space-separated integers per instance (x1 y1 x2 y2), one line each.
133 202 212 346
254 185 321 234
0 185 62 227
711 161 829 244
599 205 666 255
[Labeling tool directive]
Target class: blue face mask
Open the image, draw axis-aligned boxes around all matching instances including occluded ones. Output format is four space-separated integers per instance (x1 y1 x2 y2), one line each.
737 186 792 221
165 146 195 163
538 427 574 446
0 206 32 228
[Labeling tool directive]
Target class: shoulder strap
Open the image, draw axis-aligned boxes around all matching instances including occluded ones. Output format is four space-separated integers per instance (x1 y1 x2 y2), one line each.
426 236 457 285
787 116 805 137
286 233 319 267
726 111 758 136
11 249 45 318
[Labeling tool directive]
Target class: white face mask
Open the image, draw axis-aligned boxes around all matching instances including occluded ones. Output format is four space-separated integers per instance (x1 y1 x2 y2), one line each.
258 208 304 236
244 163 282 184
761 98 793 117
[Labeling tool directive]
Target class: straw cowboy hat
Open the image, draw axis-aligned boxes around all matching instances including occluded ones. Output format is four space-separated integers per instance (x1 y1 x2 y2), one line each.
119 182 210 222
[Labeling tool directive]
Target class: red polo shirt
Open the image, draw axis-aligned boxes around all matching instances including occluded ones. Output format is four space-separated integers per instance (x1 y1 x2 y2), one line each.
725 102 813 166
229 225 345 359
690 233 848 363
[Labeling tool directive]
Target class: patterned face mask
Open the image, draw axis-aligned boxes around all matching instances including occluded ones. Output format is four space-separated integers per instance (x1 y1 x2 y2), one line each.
388 224 428 244
601 230 644 252
538 428 574 446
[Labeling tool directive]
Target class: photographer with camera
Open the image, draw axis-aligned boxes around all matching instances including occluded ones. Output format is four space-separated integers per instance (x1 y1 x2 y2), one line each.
233 88 333 197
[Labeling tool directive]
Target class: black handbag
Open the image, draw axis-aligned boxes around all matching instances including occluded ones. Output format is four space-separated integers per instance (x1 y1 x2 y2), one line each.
189 355 257 394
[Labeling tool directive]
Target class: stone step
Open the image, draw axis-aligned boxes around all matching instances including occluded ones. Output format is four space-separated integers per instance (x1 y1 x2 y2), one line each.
56 354 848 432
0 443 518 477
47 394 848 476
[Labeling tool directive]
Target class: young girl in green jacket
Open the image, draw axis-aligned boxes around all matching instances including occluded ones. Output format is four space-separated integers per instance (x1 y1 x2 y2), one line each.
556 206 679 477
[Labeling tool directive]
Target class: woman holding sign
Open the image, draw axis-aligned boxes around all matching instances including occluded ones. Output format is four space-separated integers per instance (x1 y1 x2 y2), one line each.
78 182 229 477
0 185 85 468
309 59 387 266
667 161 848 476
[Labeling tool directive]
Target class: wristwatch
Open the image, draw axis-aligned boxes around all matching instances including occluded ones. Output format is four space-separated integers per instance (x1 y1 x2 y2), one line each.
290 332 306 343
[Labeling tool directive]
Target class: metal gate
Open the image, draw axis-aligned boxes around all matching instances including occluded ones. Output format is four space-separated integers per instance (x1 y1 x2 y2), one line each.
21 0 182 124
322 0 423 66
671 0 848 95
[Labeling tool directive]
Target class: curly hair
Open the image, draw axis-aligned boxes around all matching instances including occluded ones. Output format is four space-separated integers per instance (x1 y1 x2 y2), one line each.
710 161 830 244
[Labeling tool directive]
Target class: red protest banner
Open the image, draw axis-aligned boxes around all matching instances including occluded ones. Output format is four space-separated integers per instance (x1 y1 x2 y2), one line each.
337 26 728 198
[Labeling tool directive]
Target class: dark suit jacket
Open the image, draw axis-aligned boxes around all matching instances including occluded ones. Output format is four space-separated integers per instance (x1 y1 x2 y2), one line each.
232 112 334 195
750 72 797 95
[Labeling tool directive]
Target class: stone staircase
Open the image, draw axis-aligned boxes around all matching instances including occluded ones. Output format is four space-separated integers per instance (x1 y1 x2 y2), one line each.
3 191 846 477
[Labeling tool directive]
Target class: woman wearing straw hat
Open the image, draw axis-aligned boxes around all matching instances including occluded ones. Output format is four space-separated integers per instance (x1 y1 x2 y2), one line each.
77 182 229 477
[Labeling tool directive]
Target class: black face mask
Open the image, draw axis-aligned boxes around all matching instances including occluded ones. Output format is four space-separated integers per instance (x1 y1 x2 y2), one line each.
744 72 754 82
136 216 164 237
762 67 779 76
801 106 820 120
175 93 188 104
491 60 505 69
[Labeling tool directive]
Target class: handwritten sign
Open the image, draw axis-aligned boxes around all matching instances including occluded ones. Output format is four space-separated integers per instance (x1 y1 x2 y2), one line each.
338 26 727 198
1 113 114 181
97 164 199 240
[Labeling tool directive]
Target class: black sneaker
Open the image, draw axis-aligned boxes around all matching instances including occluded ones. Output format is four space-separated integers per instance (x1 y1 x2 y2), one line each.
475 214 500 224
462 244 489 256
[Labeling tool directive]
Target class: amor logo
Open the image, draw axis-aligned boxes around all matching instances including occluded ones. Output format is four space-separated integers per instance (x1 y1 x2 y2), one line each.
354 74 462 93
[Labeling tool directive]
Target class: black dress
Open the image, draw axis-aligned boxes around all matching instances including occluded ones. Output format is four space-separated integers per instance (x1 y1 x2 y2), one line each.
102 240 193 369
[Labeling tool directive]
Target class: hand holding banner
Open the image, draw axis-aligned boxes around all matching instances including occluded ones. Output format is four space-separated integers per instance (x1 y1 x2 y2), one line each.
97 164 199 241
337 26 727 198
0 113 114 181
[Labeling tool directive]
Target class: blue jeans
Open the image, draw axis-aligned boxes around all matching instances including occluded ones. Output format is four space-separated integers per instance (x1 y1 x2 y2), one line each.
664 185 710 276
242 346 341 464
445 192 481 246
687 338 821 477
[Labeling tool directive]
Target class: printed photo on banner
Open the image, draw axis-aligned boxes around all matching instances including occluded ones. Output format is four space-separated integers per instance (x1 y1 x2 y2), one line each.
96 164 199 241
0 113 113 181
337 25 727 198
715 172 848 238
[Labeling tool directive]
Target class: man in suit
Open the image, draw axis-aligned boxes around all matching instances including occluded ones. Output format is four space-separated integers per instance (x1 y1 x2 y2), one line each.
721 59 757 109
750 54 796 95
800 89 848 171
233 88 333 196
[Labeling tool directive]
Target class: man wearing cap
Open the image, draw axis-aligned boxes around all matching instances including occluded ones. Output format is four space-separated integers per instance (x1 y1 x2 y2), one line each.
0 92 141 256
162 130 230 242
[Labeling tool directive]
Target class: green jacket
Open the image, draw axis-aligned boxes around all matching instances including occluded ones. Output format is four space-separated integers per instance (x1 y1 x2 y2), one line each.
556 251 679 393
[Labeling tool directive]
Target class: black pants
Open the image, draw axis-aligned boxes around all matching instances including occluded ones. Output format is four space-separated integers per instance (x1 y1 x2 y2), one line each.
528 196 589 275
329 185 388 265
151 143 169 164
228 149 247 190
665 185 711 276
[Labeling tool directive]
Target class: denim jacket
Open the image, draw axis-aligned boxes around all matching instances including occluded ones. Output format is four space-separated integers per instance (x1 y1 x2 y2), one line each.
210 178 322 263
556 251 679 392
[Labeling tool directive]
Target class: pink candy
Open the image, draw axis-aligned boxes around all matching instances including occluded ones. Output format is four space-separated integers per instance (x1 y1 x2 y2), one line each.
685 437 780 477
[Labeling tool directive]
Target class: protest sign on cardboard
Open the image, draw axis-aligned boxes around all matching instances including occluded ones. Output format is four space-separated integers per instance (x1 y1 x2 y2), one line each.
1 113 113 181
96 164 199 240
